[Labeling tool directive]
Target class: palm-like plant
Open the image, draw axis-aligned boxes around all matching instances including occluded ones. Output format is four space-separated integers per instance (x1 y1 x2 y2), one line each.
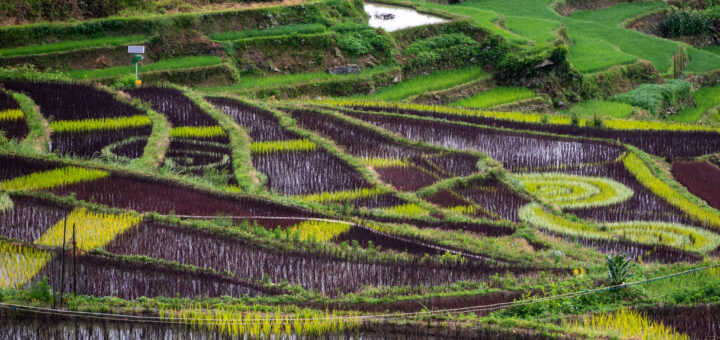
606 254 635 287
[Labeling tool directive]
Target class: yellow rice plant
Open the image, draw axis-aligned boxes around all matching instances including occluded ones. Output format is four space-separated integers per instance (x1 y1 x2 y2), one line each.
448 205 477 216
297 188 383 204
170 126 226 139
0 108 24 122
380 203 431 218
0 193 12 212
563 309 689 340
0 166 109 192
36 207 142 251
317 99 720 133
159 306 359 338
623 153 720 229
362 157 408 168
250 139 316 154
286 220 352 243
49 115 151 133
515 173 634 209
0 241 50 289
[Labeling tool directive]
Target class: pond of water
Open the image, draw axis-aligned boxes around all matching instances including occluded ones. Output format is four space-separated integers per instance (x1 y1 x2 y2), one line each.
365 2 447 32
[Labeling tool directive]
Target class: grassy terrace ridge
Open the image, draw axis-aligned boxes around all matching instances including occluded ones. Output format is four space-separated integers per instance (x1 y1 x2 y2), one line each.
562 100 637 119
209 23 327 41
355 66 489 101
0 35 148 57
201 66 395 93
451 87 537 108
67 56 224 80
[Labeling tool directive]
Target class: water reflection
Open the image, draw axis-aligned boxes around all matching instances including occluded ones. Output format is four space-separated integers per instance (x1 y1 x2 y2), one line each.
365 2 446 32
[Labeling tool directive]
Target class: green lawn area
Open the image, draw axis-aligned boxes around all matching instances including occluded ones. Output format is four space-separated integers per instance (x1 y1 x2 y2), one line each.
671 85 720 123
702 45 720 56
563 100 636 118
358 66 489 101
415 0 720 74
451 86 535 108
0 35 148 57
202 66 393 93
67 56 224 80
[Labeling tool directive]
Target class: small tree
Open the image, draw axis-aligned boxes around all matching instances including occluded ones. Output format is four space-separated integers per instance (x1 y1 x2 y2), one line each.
606 254 634 287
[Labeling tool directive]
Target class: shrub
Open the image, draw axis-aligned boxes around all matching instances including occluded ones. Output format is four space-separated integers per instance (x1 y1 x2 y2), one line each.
27 277 52 303
612 79 693 115
337 29 393 58
403 33 475 56
0 65 69 82
662 9 710 37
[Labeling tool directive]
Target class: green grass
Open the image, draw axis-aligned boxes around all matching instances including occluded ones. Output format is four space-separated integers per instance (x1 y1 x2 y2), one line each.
202 66 392 93
208 24 326 41
357 66 489 101
414 0 720 74
702 45 720 56
504 16 560 45
0 35 148 58
563 100 636 118
452 87 536 108
67 56 223 80
671 85 720 123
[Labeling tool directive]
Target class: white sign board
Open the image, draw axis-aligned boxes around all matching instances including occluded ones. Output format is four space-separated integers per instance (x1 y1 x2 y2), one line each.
128 46 145 54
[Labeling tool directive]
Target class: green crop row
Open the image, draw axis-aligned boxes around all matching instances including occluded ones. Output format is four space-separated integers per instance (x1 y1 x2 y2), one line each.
36 207 142 251
0 166 109 192
297 188 384 204
0 35 147 58
623 152 720 229
249 139 316 155
170 126 226 139
209 24 327 41
563 309 689 340
67 56 224 80
0 108 24 122
380 203 431 219
362 157 408 168
49 115 151 133
286 220 352 243
452 87 537 109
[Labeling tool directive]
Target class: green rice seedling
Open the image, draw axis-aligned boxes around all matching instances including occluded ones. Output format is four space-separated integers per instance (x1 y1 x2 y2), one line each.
0 241 50 289
0 166 109 192
564 100 636 119
49 115 151 133
285 220 352 243
380 203 431 218
0 193 12 212
297 188 384 204
67 56 223 80
362 157 408 168
159 306 359 338
515 173 634 209
169 126 226 139
36 207 142 251
209 24 326 41
448 205 478 216
249 139 316 155
624 152 720 229
0 108 24 122
452 87 537 109
0 35 148 57
563 309 689 340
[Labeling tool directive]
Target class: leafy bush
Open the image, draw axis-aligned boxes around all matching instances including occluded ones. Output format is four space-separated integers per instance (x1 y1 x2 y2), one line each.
337 29 392 58
612 79 693 115
403 33 476 56
27 277 52 303
662 9 710 37
0 65 70 82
